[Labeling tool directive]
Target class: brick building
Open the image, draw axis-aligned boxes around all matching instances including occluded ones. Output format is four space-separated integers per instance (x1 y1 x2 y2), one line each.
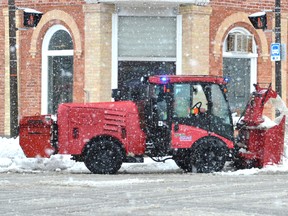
0 0 287 136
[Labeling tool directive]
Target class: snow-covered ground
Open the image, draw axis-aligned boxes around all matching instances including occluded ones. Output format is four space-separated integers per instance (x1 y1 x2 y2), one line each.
1 134 288 175
0 136 181 174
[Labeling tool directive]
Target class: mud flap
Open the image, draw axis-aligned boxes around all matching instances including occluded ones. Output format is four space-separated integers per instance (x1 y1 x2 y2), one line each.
19 115 55 158
238 115 286 168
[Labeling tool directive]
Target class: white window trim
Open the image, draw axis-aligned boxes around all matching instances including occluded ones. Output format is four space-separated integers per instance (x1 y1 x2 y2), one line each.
41 25 73 114
223 27 257 93
176 14 182 75
111 14 118 90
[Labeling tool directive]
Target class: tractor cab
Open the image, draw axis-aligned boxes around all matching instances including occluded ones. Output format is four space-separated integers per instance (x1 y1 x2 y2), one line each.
113 75 234 158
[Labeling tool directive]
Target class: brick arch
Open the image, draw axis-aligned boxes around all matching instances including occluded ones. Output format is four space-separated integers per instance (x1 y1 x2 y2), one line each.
29 10 82 58
213 12 269 60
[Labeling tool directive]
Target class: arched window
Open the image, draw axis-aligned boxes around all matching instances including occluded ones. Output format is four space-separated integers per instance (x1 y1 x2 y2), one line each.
42 25 74 114
225 32 253 53
222 28 257 114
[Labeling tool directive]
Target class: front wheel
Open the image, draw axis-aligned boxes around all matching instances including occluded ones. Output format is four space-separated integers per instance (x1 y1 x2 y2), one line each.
192 137 227 173
84 139 123 174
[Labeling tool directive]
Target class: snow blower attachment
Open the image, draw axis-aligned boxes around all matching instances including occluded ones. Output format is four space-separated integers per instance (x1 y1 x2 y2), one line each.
234 84 286 169
19 115 56 158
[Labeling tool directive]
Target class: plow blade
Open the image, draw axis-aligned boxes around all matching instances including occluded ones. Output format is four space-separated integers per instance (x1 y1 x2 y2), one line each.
19 115 55 158
238 116 286 168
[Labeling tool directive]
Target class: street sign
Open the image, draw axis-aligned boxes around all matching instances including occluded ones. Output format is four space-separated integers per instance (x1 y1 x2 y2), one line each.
270 43 281 61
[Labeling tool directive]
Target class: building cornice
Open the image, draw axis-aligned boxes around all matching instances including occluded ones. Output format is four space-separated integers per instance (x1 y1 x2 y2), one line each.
85 0 209 6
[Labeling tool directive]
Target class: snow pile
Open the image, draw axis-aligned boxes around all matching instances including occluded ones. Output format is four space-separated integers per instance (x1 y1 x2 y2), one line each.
0 136 180 174
1 135 288 175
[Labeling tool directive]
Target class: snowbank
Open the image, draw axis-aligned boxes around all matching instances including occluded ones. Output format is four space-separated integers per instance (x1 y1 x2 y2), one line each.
1 135 288 175
0 136 181 174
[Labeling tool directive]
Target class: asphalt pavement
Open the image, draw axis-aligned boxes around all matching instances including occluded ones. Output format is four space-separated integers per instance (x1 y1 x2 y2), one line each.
0 171 288 216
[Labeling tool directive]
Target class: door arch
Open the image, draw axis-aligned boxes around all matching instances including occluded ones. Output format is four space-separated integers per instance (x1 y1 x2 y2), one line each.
222 27 258 114
41 25 74 114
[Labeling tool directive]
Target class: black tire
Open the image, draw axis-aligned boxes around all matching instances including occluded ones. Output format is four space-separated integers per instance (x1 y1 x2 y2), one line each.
174 159 189 171
173 150 191 172
192 137 227 173
84 139 123 174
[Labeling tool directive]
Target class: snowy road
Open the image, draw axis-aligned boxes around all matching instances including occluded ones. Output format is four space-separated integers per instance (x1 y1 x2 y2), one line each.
1 171 288 216
1 137 288 215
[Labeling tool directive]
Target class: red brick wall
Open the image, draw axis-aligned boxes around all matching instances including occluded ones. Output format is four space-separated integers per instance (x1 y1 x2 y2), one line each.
210 5 272 80
210 0 288 82
16 4 85 117
211 0 288 10
2 0 85 6
209 0 288 119
0 1 86 136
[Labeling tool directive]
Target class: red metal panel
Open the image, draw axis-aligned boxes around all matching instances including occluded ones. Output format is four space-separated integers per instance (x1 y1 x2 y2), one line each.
171 123 234 149
240 116 286 167
126 112 146 155
242 84 277 126
57 104 70 155
261 117 285 165
19 115 54 158
149 75 226 85
57 101 146 156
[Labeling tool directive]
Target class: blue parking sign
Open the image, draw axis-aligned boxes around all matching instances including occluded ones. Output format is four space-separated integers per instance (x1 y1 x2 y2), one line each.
271 43 281 61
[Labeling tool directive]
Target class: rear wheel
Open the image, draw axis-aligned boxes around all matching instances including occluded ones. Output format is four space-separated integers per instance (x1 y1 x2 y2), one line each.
192 137 227 173
84 139 123 174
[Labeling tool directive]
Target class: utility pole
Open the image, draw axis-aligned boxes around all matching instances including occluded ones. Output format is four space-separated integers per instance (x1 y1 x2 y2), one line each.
8 0 18 137
275 0 281 97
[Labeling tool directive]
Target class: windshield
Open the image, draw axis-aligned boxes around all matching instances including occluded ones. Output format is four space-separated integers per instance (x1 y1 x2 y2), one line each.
210 84 232 125
173 83 208 118
148 82 233 141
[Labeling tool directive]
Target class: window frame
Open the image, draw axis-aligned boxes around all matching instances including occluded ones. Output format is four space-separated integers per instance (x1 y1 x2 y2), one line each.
111 7 182 90
223 27 257 58
41 25 74 114
222 27 258 95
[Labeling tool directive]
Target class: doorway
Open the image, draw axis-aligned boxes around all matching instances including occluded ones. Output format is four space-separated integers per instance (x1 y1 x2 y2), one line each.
118 61 175 89
223 58 251 113
222 27 257 114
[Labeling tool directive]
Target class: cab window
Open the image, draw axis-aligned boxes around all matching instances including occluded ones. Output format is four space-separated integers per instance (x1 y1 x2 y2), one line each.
211 84 231 125
192 84 208 112
150 84 168 121
173 83 208 118
174 84 190 117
